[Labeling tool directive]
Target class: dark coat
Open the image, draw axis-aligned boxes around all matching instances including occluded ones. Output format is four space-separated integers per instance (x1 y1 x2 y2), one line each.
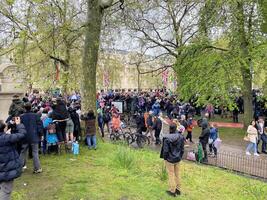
136 114 146 133
199 124 210 145
160 133 184 163
69 108 81 137
8 99 25 117
85 120 96 136
153 117 162 131
52 102 69 120
0 124 26 182
180 119 188 129
21 112 43 144
81 115 96 136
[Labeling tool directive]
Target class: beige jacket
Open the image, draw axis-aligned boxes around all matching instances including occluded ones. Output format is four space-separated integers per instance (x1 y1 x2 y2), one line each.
247 125 258 143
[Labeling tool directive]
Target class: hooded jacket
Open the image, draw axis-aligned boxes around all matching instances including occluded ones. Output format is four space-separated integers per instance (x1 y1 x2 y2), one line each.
199 123 210 144
0 124 26 182
8 98 25 117
20 111 43 144
160 132 184 163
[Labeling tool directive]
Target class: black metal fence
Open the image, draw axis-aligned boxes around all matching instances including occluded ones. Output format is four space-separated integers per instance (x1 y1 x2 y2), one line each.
185 150 267 180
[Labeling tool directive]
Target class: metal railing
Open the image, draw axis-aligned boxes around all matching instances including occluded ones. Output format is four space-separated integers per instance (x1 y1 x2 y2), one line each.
185 150 267 180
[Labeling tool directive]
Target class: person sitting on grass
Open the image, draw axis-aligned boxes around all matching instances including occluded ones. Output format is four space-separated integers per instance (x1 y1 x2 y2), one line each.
0 117 26 200
81 110 97 150
160 123 184 197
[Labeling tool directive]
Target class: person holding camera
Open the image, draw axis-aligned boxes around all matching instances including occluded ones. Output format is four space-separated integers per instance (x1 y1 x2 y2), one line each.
20 102 43 173
0 117 26 200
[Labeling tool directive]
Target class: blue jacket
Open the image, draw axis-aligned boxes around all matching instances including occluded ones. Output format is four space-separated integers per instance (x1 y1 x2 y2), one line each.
0 124 26 182
209 127 218 141
152 102 160 116
21 112 43 144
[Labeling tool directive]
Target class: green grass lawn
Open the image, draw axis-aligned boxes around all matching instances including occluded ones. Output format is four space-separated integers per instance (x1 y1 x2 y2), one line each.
12 142 267 200
208 114 244 123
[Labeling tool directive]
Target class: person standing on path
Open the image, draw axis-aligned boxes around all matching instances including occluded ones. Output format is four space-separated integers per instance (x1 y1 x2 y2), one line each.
0 118 26 200
245 120 259 156
256 118 267 154
20 102 43 173
199 122 210 163
160 123 184 197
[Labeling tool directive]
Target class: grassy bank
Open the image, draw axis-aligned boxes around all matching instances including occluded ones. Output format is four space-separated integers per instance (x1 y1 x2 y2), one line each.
13 142 267 200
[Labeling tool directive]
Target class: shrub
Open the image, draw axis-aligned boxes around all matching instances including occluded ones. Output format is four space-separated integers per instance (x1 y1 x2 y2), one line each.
114 146 136 170
157 163 168 181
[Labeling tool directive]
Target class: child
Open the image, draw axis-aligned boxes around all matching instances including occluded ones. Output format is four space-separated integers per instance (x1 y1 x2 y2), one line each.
186 117 194 143
43 113 59 154
111 113 122 134
209 124 218 156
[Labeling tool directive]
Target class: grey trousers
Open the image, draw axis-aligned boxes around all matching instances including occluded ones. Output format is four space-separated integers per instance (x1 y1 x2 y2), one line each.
0 181 13 200
20 143 41 170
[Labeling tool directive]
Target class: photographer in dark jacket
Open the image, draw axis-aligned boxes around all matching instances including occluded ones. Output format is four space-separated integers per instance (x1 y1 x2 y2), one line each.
20 102 43 174
51 98 69 142
0 117 26 200
135 112 146 135
199 122 210 163
160 123 184 197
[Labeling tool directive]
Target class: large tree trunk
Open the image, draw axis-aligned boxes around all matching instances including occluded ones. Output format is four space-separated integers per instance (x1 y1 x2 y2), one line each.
236 2 253 128
81 0 104 112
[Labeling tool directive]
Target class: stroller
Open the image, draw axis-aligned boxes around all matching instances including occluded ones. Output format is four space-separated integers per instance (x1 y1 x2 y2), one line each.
43 118 59 154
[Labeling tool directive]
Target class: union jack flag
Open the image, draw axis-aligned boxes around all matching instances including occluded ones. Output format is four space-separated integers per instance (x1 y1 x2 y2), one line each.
162 69 169 87
103 71 110 87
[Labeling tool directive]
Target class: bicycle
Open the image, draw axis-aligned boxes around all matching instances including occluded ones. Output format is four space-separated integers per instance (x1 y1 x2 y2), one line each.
125 128 150 148
109 127 132 142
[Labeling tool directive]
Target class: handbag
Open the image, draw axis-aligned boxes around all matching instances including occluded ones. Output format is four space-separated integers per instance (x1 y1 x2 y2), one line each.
214 138 222 149
186 151 196 161
208 138 213 144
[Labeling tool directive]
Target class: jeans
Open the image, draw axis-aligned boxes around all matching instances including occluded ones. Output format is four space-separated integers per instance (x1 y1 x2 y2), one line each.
155 129 161 144
165 161 181 193
20 143 41 170
0 181 13 200
86 135 96 149
257 134 267 152
246 142 257 154
209 143 217 155
200 141 208 162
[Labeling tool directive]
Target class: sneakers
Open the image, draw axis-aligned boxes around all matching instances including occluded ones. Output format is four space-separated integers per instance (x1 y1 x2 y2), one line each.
33 168 43 174
175 189 181 196
22 165 27 172
254 153 260 156
246 152 251 156
166 191 176 197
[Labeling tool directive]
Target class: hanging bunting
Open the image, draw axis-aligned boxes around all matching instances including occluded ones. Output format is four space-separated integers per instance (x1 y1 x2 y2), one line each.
162 69 169 87
103 71 110 88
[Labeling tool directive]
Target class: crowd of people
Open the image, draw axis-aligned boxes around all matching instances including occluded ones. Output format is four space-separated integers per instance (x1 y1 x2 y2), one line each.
0 88 267 198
